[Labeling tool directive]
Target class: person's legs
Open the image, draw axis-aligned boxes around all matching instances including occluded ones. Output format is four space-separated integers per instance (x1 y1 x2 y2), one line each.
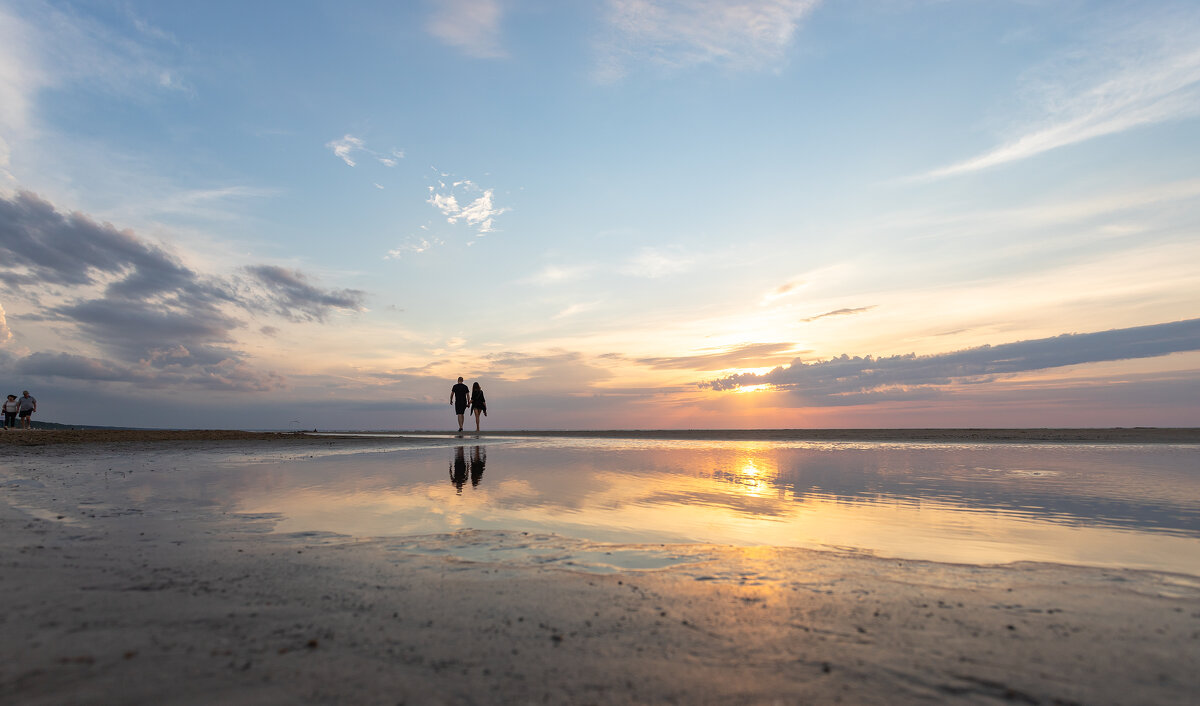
456 413 464 431
473 409 481 431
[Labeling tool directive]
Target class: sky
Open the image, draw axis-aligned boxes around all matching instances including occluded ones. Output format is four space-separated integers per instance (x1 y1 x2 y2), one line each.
1 0 1198 431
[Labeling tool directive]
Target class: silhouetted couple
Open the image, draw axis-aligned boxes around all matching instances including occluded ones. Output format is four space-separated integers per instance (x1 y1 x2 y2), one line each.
449 377 487 432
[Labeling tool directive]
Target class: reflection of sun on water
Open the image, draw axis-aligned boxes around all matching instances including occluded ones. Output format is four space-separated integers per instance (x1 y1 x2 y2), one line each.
723 453 776 498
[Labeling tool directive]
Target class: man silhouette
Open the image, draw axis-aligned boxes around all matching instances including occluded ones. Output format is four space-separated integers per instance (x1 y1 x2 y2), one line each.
449 377 470 432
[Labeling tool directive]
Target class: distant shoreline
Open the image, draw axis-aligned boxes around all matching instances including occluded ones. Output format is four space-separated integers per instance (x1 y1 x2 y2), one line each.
2 427 1198 446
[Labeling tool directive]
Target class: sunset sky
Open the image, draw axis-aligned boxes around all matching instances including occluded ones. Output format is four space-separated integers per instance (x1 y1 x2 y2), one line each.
1 0 1198 430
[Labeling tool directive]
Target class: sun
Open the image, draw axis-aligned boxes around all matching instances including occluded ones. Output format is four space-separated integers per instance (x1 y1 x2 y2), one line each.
734 384 771 394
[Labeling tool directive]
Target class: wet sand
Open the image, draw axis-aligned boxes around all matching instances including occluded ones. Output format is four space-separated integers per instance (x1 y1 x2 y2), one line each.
2 434 1199 704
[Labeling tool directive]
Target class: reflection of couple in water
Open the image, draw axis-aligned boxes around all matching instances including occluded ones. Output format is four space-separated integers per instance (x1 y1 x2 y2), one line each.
450 377 487 433
449 446 486 494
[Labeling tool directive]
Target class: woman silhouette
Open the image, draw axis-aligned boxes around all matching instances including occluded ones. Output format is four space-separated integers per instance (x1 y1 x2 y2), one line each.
469 382 487 432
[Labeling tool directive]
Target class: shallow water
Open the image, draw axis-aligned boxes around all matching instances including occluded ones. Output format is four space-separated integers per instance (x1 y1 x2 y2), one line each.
115 437 1200 574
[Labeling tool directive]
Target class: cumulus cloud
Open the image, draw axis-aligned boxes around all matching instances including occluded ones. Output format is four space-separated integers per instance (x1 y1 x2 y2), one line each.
0 190 365 391
426 178 509 235
706 319 1200 405
426 0 507 59
921 8 1200 179
596 0 821 81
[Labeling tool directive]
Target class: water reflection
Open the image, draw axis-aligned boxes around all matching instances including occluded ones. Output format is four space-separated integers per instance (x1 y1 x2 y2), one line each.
449 446 486 493
470 446 486 487
85 438 1200 574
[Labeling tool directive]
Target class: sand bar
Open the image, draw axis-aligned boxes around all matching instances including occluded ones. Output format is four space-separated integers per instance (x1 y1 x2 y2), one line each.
2 434 1199 704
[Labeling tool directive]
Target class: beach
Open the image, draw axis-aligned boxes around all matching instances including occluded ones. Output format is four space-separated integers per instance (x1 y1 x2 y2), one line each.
3 431 1199 704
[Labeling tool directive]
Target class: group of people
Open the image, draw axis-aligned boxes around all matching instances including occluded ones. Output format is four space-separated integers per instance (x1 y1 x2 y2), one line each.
2 391 37 430
449 377 487 432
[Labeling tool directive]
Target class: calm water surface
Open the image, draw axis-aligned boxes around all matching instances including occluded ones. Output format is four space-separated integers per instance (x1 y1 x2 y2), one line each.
140 437 1200 574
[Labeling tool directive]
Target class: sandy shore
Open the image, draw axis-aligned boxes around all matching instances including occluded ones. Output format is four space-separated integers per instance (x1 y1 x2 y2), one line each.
2 436 1198 704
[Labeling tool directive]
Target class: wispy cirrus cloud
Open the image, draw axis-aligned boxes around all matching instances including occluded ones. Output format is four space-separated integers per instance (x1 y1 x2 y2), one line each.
622 246 692 278
633 342 805 371
596 0 821 81
761 276 806 305
706 319 1200 405
0 1 189 118
385 235 444 259
520 264 594 286
426 0 506 59
800 306 875 323
326 134 404 168
552 301 603 320
0 5 43 137
0 1 187 180
921 8 1200 179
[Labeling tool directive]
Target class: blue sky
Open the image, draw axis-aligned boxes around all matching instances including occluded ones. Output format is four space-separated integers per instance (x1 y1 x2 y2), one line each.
1 0 1198 430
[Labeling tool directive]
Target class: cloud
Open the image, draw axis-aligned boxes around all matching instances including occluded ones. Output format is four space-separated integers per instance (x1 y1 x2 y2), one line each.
15 351 130 381
426 178 509 235
622 246 691 278
243 265 367 322
378 149 405 167
552 301 603 319
921 9 1200 179
596 0 821 81
325 136 403 169
11 351 286 391
799 306 875 323
706 319 1200 405
0 302 11 344
426 0 506 59
327 134 366 166
761 277 806 304
385 236 444 259
1 1 190 116
0 5 44 135
521 264 593 285
634 342 805 371
0 190 238 305
0 190 363 391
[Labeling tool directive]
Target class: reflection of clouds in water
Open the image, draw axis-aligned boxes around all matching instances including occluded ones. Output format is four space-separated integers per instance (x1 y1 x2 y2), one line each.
95 439 1200 573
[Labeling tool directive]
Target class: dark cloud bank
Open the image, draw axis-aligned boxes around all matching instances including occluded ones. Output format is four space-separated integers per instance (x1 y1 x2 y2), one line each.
707 319 1200 405
0 190 365 390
